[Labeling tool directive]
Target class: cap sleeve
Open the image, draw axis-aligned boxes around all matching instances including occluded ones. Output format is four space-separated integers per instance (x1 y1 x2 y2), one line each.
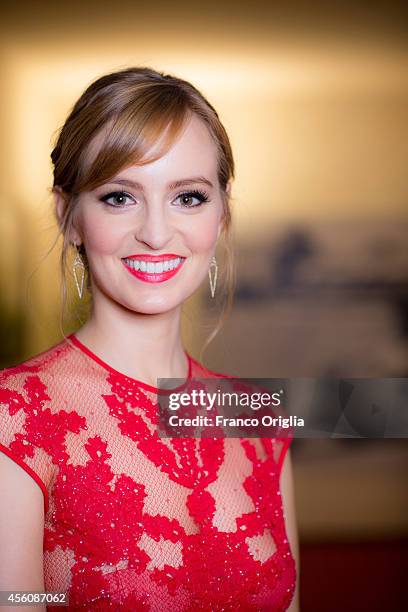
0 367 54 513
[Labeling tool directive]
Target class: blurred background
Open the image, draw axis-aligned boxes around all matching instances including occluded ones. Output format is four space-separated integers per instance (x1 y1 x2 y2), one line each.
0 1 407 609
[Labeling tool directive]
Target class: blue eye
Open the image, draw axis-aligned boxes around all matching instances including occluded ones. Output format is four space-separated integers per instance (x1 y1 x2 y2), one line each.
100 191 135 207
174 190 210 208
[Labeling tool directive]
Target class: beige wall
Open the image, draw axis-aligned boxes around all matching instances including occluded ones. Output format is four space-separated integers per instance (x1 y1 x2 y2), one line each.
0 19 407 355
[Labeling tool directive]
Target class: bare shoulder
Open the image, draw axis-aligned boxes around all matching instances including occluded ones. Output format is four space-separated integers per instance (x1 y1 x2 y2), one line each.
0 452 45 598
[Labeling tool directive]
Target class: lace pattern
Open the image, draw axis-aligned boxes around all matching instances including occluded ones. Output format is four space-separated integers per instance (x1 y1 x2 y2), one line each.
0 335 296 610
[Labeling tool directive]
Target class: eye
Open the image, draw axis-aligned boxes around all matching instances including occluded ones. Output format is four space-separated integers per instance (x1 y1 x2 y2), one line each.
99 191 136 207
174 190 210 208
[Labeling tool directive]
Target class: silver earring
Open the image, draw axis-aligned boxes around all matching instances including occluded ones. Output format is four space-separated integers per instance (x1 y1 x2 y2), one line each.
72 244 85 299
208 255 218 298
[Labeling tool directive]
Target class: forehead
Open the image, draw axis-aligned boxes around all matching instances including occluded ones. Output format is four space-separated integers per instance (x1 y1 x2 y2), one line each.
85 113 219 186
135 114 218 179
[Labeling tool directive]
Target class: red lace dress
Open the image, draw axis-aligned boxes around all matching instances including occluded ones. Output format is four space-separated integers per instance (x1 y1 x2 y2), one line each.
0 334 296 611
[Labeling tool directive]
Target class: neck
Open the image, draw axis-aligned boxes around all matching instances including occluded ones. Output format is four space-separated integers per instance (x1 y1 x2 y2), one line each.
74 290 189 387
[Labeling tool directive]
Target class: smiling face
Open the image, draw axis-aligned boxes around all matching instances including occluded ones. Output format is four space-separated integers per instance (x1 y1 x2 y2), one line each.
58 113 227 314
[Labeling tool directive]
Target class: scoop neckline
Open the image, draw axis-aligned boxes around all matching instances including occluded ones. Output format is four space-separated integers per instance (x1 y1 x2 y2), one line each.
67 332 193 394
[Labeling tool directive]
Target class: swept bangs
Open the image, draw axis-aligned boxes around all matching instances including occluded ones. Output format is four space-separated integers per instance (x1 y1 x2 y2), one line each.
74 87 191 194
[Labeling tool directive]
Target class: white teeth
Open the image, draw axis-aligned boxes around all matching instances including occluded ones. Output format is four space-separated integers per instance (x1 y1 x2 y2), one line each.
123 257 182 274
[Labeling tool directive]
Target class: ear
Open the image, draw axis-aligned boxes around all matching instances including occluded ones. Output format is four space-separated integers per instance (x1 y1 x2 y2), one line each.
53 187 82 244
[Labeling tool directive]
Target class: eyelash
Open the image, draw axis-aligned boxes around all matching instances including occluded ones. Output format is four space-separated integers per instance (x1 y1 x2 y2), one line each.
99 189 210 209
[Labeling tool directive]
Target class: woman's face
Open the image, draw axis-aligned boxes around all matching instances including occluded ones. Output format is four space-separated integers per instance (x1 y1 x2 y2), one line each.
67 114 226 314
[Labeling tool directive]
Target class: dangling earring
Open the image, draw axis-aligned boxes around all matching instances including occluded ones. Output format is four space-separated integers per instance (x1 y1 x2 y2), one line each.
72 244 85 299
208 255 218 298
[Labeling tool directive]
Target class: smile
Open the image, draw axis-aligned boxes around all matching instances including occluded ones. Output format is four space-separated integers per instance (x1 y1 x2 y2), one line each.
121 256 186 283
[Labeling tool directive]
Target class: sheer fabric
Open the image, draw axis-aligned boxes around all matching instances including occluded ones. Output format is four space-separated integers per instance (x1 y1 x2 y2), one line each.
0 334 296 610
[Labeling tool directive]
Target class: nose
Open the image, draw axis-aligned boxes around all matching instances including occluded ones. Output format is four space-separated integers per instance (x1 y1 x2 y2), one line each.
134 203 174 250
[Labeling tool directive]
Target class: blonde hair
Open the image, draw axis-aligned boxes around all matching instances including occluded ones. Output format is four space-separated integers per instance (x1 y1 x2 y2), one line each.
50 66 236 362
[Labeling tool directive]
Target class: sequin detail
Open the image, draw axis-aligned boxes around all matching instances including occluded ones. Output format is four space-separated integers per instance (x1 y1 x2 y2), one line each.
0 335 296 610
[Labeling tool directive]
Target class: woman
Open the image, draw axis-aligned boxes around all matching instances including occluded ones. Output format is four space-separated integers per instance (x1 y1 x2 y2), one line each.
0 67 299 611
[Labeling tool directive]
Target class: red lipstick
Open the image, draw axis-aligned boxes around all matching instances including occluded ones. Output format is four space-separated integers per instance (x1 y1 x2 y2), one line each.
121 254 186 284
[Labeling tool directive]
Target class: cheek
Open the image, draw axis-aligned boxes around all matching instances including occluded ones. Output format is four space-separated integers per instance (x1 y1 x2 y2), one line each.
183 211 220 252
81 209 126 255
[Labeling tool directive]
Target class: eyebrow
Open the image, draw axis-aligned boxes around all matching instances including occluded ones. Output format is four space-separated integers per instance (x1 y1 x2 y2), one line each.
104 176 214 191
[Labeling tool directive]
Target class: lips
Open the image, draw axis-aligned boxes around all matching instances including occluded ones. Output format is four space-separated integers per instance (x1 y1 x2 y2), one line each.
121 254 186 283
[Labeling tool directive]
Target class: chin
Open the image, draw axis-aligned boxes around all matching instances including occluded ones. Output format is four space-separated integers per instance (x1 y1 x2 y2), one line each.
123 297 183 315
